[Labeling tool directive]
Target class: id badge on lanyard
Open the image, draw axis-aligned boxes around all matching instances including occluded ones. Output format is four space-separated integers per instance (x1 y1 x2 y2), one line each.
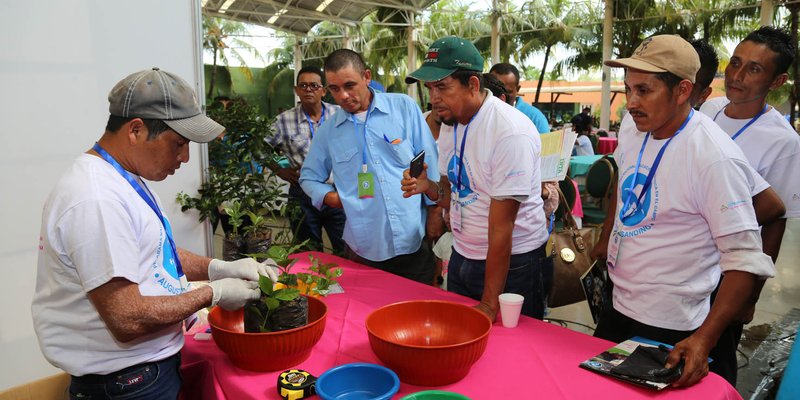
450 192 462 232
606 220 623 269
358 166 375 199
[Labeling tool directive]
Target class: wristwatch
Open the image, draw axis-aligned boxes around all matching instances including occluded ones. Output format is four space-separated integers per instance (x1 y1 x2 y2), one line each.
426 180 445 203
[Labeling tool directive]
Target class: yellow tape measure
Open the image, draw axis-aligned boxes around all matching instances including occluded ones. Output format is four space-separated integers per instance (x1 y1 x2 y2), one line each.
278 369 317 400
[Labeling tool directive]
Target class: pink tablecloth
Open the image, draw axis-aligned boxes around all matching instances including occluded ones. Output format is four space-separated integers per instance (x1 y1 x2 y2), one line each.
181 252 741 400
598 137 618 154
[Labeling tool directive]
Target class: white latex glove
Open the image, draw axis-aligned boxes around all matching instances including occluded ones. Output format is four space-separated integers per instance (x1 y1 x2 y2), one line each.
209 278 261 310
208 258 279 282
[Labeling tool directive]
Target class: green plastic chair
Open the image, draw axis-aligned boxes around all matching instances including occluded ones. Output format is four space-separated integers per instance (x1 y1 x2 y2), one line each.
582 157 617 226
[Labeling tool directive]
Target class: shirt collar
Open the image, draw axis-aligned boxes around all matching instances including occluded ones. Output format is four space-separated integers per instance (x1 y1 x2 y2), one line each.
333 87 386 127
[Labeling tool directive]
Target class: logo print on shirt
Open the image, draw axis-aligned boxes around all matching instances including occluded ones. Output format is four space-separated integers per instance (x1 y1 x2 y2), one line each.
448 154 473 199
619 171 654 227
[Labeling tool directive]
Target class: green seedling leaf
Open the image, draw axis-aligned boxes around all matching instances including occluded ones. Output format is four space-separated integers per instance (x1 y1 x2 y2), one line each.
266 246 289 261
273 288 300 301
265 297 280 311
258 275 274 295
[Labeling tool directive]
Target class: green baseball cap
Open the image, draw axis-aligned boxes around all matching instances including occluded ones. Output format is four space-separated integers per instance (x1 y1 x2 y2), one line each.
405 36 484 84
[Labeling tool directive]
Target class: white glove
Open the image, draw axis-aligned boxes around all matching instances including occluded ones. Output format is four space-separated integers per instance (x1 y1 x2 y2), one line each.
208 258 279 282
209 278 261 310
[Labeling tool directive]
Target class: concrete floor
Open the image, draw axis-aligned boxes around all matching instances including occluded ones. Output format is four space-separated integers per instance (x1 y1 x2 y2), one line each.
547 218 800 396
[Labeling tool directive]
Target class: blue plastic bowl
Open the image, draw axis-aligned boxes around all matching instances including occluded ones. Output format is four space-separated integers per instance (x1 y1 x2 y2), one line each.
315 363 400 400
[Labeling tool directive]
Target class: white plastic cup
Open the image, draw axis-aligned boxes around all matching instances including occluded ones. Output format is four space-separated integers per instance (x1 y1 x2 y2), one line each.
498 293 525 328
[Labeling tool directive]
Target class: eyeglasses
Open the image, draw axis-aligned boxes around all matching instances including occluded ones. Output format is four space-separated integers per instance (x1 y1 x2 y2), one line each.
296 82 325 91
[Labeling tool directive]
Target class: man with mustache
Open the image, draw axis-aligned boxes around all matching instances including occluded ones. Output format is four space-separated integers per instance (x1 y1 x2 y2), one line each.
300 50 439 284
401 37 551 321
269 66 346 253
596 35 774 387
700 26 800 265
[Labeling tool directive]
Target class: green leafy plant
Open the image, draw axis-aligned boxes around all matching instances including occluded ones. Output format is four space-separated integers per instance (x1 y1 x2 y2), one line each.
221 201 245 237
244 242 342 332
176 99 301 260
247 274 301 333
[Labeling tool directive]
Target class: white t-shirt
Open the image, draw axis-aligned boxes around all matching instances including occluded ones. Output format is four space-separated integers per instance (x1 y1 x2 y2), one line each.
32 154 184 376
438 92 549 259
610 111 766 331
701 97 800 217
575 135 595 156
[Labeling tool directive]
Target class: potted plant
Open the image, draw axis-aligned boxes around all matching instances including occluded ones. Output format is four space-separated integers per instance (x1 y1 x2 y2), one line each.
244 242 342 333
176 99 292 260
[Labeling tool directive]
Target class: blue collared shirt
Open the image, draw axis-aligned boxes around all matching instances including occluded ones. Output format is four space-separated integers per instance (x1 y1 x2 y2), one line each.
515 98 550 134
300 91 438 261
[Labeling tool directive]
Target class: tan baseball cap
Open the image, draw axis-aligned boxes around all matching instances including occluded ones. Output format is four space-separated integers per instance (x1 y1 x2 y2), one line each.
604 35 700 83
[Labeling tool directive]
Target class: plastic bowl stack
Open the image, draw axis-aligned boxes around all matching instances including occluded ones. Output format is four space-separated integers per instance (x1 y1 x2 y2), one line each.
365 300 492 386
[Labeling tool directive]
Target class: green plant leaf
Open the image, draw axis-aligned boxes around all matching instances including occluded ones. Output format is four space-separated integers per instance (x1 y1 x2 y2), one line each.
265 297 280 311
258 275 274 295
273 288 300 301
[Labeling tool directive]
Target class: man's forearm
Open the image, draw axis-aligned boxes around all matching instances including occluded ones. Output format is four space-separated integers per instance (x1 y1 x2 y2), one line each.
480 199 521 315
89 279 212 343
760 218 786 263
694 271 757 344
178 247 212 281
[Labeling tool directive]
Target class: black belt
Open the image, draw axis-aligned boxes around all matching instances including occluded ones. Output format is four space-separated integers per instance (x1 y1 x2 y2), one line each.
72 352 180 384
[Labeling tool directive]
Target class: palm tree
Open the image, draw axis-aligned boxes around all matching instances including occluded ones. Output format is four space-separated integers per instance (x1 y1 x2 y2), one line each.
203 15 264 99
514 0 593 104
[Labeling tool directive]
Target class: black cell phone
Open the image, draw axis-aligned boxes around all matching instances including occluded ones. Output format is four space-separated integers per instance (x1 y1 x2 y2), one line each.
409 150 425 178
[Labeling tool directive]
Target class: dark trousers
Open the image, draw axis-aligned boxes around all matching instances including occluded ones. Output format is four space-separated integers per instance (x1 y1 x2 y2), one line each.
69 352 181 399
594 306 738 386
345 241 436 285
447 243 553 320
289 184 346 253
709 276 744 386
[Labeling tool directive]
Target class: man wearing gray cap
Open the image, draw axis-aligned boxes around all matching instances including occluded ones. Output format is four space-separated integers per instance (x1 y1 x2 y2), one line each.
32 68 276 399
592 36 774 387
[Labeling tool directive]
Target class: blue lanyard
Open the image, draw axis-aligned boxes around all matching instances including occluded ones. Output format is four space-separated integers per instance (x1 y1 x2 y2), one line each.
713 104 768 141
351 105 373 173
621 109 694 219
91 143 184 279
453 111 480 192
303 106 326 140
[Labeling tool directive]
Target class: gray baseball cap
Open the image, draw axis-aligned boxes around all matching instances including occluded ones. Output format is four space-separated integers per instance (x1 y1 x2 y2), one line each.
108 68 224 143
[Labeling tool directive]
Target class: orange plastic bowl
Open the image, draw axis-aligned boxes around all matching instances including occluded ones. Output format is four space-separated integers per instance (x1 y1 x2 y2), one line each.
208 295 327 371
365 300 492 386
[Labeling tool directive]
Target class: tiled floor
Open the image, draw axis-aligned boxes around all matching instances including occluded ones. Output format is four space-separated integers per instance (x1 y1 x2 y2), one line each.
547 218 800 395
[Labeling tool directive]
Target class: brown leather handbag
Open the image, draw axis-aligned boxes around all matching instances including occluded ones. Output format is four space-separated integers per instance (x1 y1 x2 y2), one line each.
547 187 598 308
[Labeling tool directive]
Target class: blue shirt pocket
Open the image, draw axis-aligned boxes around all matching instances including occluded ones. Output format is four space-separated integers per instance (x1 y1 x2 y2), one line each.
332 146 358 164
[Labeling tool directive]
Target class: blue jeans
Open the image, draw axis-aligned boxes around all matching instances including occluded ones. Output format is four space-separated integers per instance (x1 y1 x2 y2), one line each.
289 184 346 252
69 353 181 400
448 244 552 319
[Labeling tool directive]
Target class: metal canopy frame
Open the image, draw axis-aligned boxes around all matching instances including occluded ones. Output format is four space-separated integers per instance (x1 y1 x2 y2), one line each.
203 0 433 36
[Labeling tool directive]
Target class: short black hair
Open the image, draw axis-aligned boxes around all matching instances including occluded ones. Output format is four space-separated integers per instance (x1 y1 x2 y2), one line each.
297 65 324 84
690 39 719 91
324 49 367 74
489 63 520 84
654 71 683 90
451 69 484 91
482 73 509 103
742 26 795 76
105 116 170 140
